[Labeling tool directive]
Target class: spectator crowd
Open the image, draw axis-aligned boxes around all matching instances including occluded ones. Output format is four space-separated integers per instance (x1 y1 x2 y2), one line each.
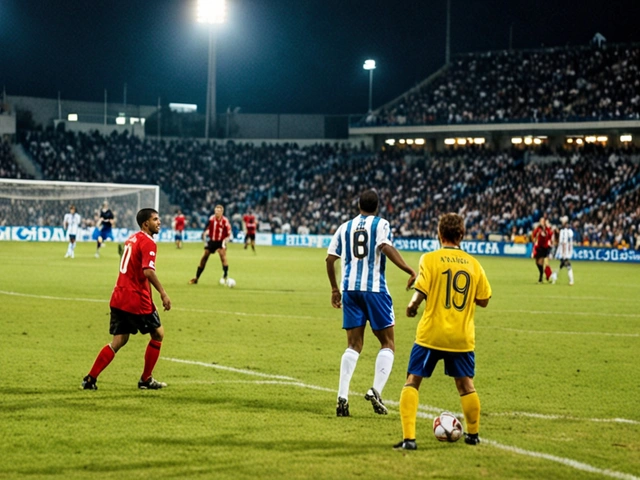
0 129 638 250
366 43 640 126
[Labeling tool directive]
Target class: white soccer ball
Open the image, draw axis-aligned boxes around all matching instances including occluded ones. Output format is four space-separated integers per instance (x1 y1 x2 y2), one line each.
433 412 463 442
226 278 236 288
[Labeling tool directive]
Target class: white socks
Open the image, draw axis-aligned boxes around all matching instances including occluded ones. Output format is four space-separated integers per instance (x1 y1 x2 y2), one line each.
338 348 359 400
338 347 395 400
568 267 574 285
373 348 394 395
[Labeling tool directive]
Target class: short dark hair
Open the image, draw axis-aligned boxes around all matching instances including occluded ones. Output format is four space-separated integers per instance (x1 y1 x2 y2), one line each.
438 213 465 244
136 208 158 227
358 189 379 214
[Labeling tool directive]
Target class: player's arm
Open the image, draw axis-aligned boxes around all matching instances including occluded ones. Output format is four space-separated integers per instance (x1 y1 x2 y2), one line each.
144 268 171 311
475 298 490 308
380 243 417 290
325 253 342 309
406 289 426 317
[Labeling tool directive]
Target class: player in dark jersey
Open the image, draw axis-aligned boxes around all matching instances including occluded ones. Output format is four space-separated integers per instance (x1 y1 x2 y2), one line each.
94 201 115 258
243 210 257 253
189 204 232 285
81 208 171 390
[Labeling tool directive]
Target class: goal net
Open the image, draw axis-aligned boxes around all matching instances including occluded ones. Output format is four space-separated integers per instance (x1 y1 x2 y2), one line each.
0 179 159 229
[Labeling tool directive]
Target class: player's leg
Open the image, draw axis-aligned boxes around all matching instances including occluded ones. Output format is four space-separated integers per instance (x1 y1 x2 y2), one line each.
83 333 130 389
367 325 394 414
535 257 544 282
448 351 481 445
190 249 211 284
455 376 481 445
396 343 437 449
544 256 553 281
395 373 423 450
565 259 574 285
70 236 76 258
337 325 365 417
218 247 229 282
366 293 396 414
244 234 248 250
139 319 166 389
251 236 256 252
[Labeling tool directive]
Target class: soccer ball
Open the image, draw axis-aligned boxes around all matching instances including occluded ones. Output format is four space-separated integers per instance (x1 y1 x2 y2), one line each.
433 412 463 442
226 278 236 288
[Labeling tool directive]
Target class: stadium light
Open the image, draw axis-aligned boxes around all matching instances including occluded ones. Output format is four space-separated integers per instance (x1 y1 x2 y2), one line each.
444 138 456 145
197 0 227 139
363 59 376 113
620 134 632 142
415 138 425 145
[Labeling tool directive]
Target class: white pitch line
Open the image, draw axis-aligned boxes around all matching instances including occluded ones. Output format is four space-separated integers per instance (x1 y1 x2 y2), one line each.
2 290 638 337
163 357 640 479
484 440 640 480
489 411 640 425
495 309 640 319
480 326 639 338
0 290 107 303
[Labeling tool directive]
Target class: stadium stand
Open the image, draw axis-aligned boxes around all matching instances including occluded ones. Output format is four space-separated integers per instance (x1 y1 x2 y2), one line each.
366 43 640 126
7 129 639 248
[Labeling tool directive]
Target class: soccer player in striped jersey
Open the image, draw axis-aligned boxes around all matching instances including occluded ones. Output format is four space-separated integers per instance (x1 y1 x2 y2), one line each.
551 216 575 286
63 205 81 258
189 204 232 285
326 189 416 417
394 213 491 450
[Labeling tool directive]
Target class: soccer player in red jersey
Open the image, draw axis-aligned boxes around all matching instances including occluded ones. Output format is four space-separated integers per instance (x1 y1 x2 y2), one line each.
243 210 257 252
81 208 172 390
173 209 186 249
189 204 232 285
531 217 554 283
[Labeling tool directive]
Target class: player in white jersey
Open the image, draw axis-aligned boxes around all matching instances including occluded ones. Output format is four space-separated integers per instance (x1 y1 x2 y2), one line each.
551 216 575 285
63 205 82 258
326 189 416 417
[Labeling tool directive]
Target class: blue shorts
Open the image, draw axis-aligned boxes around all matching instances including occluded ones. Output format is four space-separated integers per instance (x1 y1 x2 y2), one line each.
175 232 183 241
93 226 113 241
407 343 475 378
342 290 395 331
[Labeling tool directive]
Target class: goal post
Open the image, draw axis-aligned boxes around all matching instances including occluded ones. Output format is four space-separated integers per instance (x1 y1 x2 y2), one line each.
0 179 159 230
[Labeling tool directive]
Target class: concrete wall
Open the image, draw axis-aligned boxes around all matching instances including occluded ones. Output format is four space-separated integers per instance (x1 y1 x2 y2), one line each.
0 113 16 135
7 95 156 128
53 120 146 138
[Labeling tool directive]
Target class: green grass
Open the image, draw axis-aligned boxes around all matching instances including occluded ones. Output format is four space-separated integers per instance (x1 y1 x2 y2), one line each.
0 241 639 479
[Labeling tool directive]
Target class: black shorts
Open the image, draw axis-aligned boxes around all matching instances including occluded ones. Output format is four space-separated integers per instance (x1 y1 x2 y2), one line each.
534 246 550 259
245 233 255 241
110 307 161 335
206 240 224 252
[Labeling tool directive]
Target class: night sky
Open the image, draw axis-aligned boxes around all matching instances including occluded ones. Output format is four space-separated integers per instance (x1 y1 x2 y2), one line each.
1 0 639 115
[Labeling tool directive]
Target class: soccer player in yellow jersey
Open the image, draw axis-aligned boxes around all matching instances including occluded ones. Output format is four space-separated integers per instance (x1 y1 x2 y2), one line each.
394 213 492 451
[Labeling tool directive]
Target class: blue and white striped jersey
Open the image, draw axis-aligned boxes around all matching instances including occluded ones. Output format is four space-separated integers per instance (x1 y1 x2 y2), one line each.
327 214 393 293
556 227 574 260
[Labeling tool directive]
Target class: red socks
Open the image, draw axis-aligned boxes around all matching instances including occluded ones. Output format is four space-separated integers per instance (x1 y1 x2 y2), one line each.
545 265 552 280
88 344 116 379
142 339 162 382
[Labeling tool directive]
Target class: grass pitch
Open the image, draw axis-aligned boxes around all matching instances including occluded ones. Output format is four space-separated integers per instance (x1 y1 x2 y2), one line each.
0 241 638 479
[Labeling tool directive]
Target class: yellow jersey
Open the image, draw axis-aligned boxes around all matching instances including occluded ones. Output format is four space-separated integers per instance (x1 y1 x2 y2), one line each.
413 247 492 352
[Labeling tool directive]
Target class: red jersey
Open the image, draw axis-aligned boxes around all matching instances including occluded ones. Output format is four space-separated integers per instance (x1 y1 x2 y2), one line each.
174 214 185 231
243 214 257 235
532 225 553 249
207 214 231 241
110 231 157 315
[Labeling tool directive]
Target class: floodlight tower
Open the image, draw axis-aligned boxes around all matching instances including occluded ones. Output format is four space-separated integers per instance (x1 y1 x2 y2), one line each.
197 0 227 139
363 59 376 113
